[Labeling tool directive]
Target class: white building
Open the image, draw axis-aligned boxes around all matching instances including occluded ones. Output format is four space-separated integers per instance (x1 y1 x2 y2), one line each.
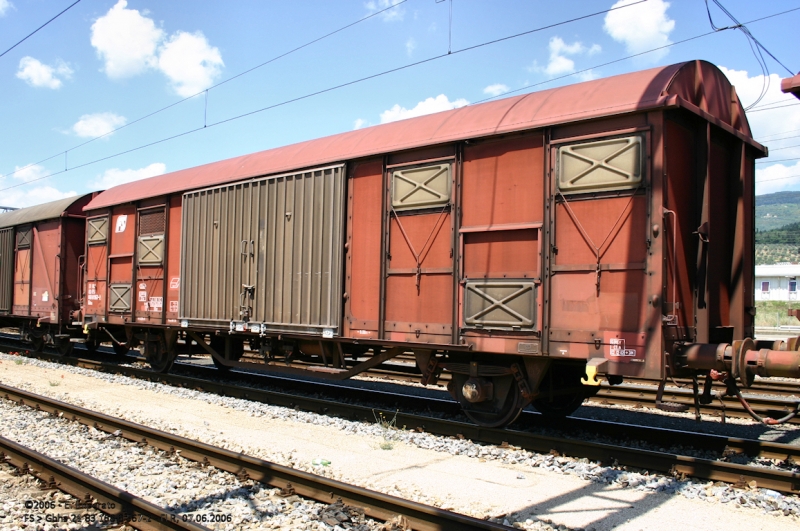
755 264 800 301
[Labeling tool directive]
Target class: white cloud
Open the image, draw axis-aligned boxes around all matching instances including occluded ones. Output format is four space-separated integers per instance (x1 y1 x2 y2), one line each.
12 164 50 183
532 37 601 77
604 0 675 61
90 1 222 96
92 163 167 189
720 66 800 194
0 0 13 17
405 37 416 57
365 0 404 21
353 118 369 130
755 162 800 196
16 57 73 89
0 164 75 207
483 84 509 97
380 94 468 124
719 67 800 140
1 187 77 209
90 0 163 79
157 31 223 97
72 112 127 139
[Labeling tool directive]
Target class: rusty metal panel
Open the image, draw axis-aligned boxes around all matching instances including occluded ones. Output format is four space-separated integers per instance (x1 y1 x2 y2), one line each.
463 229 539 279
0 228 13 312
29 223 62 321
87 217 108 245
345 160 383 338
109 206 135 256
462 135 544 228
59 217 86 324
85 215 108 319
464 280 536 330
548 124 651 369
557 136 642 194
165 196 182 325
664 119 697 331
181 165 345 333
384 205 453 343
391 164 450 210
12 248 30 315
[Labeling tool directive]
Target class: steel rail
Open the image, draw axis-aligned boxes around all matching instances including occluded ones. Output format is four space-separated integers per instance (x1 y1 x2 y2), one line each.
0 436 210 531
620 376 800 399
589 383 800 423
0 384 511 531
2 353 800 494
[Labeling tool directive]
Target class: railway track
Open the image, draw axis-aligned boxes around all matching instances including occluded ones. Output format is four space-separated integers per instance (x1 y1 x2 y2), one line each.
0 436 209 531
3 349 800 495
0 383 511 531
4 330 799 423
167 348 800 424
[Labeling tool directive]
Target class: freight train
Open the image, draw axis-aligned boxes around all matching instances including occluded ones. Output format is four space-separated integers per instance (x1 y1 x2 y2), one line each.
2 60 799 427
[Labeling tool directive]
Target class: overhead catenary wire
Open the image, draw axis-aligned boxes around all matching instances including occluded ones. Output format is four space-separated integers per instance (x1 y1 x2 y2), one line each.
475 5 800 107
756 158 800 165
0 0 82 60
705 0 794 76
3 2 798 193
747 101 800 113
1 0 646 188
755 173 800 184
2 0 412 181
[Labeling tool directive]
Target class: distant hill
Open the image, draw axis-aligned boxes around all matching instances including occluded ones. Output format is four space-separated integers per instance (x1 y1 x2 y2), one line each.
756 191 800 232
755 192 800 264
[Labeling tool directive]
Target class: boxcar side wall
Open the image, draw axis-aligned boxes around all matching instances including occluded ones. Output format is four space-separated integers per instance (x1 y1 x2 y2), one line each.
459 134 545 354
180 165 346 334
343 159 384 340
546 113 662 379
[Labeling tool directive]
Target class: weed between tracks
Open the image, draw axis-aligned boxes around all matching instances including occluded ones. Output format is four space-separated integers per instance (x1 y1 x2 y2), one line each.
373 410 401 450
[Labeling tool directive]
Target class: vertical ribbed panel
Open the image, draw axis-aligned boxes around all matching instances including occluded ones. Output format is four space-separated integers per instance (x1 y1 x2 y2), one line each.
0 228 13 312
181 165 345 333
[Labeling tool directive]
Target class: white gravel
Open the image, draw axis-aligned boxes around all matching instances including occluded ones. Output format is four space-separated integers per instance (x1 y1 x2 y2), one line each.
0 398 391 531
1 352 799 530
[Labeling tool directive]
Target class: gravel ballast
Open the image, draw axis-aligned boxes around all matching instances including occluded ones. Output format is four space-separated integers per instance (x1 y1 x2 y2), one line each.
1 352 798 531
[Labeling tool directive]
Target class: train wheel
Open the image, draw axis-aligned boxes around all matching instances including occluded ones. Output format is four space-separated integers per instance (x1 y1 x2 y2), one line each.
31 334 44 352
144 337 175 373
451 373 523 428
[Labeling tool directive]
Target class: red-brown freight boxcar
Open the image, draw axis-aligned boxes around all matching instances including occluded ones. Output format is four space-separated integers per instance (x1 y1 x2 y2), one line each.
0 194 95 354
79 61 800 427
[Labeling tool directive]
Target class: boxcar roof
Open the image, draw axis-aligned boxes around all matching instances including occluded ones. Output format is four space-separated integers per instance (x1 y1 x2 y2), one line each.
85 60 764 211
0 194 92 229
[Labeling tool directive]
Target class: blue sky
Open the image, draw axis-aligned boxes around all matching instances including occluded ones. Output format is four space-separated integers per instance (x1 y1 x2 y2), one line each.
0 0 799 207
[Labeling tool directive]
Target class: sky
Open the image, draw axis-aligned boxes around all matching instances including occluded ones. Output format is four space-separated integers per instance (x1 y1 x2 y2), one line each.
0 0 799 208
